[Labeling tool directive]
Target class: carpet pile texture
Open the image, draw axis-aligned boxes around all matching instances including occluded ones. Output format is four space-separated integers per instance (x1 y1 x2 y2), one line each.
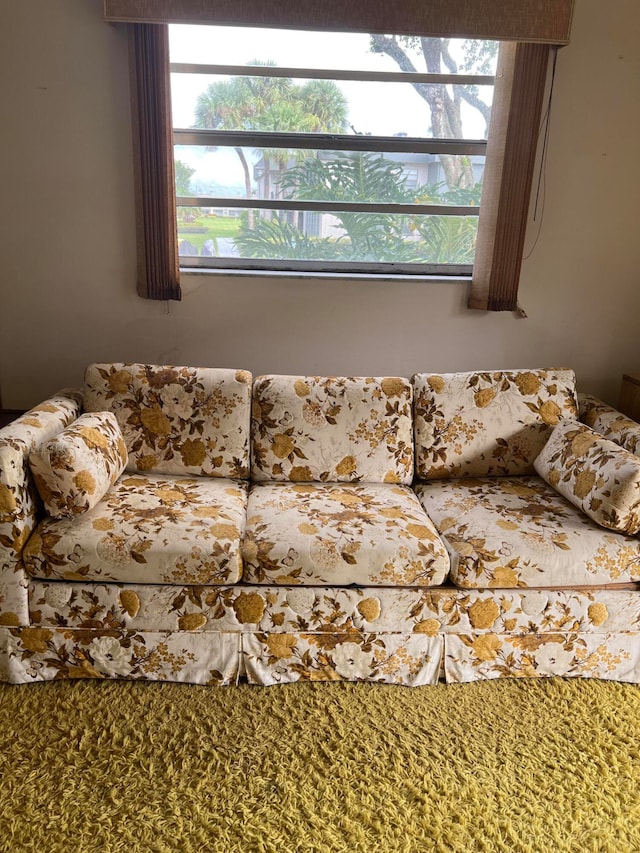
0 677 638 852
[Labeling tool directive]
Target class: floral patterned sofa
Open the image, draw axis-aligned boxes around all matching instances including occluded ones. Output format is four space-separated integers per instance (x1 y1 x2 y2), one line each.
0 364 639 686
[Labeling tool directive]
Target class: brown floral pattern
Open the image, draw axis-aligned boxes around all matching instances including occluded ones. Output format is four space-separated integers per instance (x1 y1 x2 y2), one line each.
415 477 640 588
413 369 578 480
242 482 449 586
579 393 640 456
26 583 640 636
29 412 127 519
23 474 248 585
242 631 443 685
0 626 239 684
0 565 30 628
251 375 414 484
0 390 83 626
84 363 252 479
445 632 640 683
534 421 640 534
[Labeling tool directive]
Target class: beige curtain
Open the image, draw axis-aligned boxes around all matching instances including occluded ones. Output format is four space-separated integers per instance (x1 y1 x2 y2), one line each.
468 42 551 311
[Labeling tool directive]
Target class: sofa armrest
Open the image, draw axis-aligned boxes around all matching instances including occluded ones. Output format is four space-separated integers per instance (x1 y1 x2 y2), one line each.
0 389 83 624
578 392 640 456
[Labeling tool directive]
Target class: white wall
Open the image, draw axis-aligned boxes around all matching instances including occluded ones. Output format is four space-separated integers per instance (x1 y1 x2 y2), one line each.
1 0 639 409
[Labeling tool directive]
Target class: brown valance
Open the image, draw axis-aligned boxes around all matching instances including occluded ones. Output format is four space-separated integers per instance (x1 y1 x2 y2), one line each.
105 0 574 45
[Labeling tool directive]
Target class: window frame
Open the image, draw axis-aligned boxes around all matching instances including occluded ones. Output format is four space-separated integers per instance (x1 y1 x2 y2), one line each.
115 2 573 308
170 35 494 279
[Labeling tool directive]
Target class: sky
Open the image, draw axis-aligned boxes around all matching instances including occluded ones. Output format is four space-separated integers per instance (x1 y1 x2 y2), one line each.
169 25 495 192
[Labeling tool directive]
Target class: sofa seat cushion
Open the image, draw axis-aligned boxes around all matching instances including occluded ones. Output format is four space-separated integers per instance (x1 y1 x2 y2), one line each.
242 482 449 586
412 369 578 480
22 474 247 585
414 476 640 588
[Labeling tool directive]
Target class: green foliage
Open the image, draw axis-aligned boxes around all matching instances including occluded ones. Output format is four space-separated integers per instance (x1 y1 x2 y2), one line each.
234 152 479 265
457 40 499 75
280 152 410 204
193 64 349 211
175 160 195 196
194 66 348 135
414 178 483 207
409 216 477 264
177 215 240 252
191 43 487 266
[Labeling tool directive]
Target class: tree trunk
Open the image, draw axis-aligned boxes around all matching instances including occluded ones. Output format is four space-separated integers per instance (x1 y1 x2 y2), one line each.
369 35 476 190
263 156 271 221
235 147 254 229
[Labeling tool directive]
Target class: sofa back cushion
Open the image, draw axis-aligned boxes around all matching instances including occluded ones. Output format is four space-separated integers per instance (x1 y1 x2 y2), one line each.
413 368 578 480
251 375 414 483
29 412 127 519
84 363 252 479
534 420 640 535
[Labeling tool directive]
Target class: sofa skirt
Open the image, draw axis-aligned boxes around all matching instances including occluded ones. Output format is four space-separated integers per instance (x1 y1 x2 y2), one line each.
0 582 639 685
1 626 639 685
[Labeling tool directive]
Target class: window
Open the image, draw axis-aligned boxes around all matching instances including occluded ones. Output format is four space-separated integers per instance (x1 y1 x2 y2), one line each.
107 1 573 308
170 25 498 277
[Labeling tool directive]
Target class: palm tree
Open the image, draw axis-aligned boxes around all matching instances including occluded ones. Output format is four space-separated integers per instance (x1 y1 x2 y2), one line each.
253 99 312 206
194 77 256 203
194 66 349 226
297 80 349 134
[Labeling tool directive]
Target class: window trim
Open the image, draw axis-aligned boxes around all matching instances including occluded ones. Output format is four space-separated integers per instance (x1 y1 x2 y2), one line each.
120 5 571 307
171 52 490 279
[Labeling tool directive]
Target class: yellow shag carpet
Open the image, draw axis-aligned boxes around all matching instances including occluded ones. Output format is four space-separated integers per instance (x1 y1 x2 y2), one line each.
0 678 639 852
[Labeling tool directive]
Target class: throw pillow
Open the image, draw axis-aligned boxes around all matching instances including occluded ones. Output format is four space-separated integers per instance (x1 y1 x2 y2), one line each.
29 412 128 519
534 420 640 535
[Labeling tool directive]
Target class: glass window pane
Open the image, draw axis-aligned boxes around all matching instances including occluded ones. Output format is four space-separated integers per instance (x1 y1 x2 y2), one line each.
171 73 493 139
169 25 499 78
177 207 478 265
174 146 485 205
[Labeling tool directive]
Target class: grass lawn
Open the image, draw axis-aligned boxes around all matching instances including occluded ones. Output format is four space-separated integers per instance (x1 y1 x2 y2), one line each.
177 215 240 253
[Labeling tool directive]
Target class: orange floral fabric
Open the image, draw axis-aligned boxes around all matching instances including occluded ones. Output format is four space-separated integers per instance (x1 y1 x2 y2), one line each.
415 476 640 588
445 632 640 683
0 390 83 626
28 582 640 637
243 631 443 685
534 421 640 534
1 627 239 684
84 363 252 479
242 482 449 586
579 393 640 456
29 412 127 519
23 473 247 585
251 375 414 484
413 369 578 480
